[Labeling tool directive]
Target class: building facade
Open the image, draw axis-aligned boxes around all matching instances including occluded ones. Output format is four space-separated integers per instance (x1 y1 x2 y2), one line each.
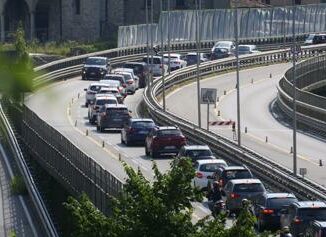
0 0 321 42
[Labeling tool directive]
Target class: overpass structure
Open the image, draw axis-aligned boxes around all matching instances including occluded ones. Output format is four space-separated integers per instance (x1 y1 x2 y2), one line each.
1 42 326 236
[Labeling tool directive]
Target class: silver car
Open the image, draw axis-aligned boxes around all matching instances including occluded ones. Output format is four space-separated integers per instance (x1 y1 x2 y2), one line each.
142 56 168 76
222 178 266 213
111 68 139 90
84 82 110 107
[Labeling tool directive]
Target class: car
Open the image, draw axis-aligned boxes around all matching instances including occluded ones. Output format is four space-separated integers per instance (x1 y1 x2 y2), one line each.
252 193 298 232
142 56 168 76
84 82 110 107
97 87 124 104
212 166 254 189
81 57 110 80
210 47 232 60
121 118 156 146
122 62 149 88
304 33 326 45
112 68 139 91
280 201 326 237
184 52 209 66
211 41 235 53
304 220 326 237
177 145 216 164
222 179 267 213
145 126 186 158
101 75 127 96
193 159 228 191
238 44 260 55
113 71 136 94
163 53 187 71
96 104 131 132
88 94 118 124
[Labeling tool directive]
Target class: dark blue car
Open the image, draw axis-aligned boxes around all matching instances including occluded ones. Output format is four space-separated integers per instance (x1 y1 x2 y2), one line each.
121 118 155 146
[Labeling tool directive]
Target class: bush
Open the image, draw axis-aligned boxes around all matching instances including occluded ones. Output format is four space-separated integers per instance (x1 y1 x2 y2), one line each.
10 175 27 195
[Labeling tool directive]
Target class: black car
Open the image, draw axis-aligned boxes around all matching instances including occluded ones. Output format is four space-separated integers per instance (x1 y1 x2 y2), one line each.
304 220 326 237
121 118 156 145
177 145 216 164
122 62 149 88
212 166 253 188
82 57 110 80
253 193 298 232
210 47 231 60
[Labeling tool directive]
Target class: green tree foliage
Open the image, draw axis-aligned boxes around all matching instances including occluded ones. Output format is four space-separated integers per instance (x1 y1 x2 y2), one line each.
64 158 265 237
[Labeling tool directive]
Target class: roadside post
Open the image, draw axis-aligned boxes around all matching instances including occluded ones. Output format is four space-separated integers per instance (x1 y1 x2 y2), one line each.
200 88 217 132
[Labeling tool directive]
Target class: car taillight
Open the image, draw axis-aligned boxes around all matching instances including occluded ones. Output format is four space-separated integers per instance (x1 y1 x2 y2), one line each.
218 179 223 187
230 193 240 199
261 209 274 215
196 172 203 179
122 84 127 88
293 217 302 224
127 81 133 84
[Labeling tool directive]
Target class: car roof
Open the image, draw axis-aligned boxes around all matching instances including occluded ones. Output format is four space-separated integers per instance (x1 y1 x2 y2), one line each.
87 56 107 60
100 87 119 91
163 53 181 57
124 62 146 65
89 82 107 87
183 145 210 150
222 166 248 171
265 193 296 199
196 159 226 165
228 178 262 184
239 44 256 47
95 94 116 99
312 221 326 227
130 118 153 122
105 74 124 78
113 68 134 72
186 52 204 56
143 55 161 59
104 104 127 108
293 201 326 208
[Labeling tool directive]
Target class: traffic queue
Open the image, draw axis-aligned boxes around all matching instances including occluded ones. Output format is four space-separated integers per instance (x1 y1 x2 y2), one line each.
81 55 326 237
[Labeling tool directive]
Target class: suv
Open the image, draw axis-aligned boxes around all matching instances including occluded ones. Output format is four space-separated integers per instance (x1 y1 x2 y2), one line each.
211 47 232 60
142 56 168 76
88 95 118 124
84 82 110 107
96 104 130 132
163 53 187 71
112 68 139 90
101 75 127 96
82 57 110 80
121 118 156 146
211 41 235 53
122 62 149 88
193 159 228 191
145 126 186 158
212 166 254 189
252 193 298 232
280 201 326 237
97 87 124 104
177 145 216 164
222 179 266 213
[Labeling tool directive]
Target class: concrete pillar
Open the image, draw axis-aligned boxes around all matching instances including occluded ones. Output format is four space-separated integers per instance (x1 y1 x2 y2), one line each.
30 11 35 40
1 14 4 42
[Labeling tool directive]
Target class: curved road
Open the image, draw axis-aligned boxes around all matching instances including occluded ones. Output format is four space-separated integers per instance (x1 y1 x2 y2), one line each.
165 63 326 186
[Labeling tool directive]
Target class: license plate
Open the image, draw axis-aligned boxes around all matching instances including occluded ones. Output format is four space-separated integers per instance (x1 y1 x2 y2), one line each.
113 119 121 121
165 146 176 149
90 72 96 75
138 131 147 134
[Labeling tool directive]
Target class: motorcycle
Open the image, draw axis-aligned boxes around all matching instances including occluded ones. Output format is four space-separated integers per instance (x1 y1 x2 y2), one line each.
211 200 227 218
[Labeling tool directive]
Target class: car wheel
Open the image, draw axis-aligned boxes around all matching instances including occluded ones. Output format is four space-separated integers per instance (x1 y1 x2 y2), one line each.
96 125 100 131
100 126 104 133
125 138 130 146
151 151 158 158
257 220 264 232
121 134 125 144
85 102 88 107
145 145 150 156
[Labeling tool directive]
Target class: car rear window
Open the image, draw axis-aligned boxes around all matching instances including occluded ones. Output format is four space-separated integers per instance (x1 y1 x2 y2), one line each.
124 64 143 73
298 208 326 220
224 170 252 179
86 58 106 65
96 99 117 106
266 198 297 209
234 183 265 193
200 163 226 172
157 129 181 136
143 58 161 64
239 46 250 52
186 150 212 158
89 86 102 91
132 121 155 128
104 76 125 83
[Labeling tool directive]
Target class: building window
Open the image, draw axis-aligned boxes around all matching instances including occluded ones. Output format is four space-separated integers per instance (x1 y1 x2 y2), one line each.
75 0 81 15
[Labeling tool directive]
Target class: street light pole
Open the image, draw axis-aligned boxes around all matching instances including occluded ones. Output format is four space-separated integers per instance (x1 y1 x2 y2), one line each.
234 1 241 146
146 0 149 87
150 0 154 87
196 0 202 128
167 0 171 75
160 0 166 111
292 1 297 176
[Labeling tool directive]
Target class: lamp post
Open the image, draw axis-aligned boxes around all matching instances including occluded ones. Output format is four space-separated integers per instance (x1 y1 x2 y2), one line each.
145 0 150 87
196 0 202 128
292 0 297 176
160 0 166 110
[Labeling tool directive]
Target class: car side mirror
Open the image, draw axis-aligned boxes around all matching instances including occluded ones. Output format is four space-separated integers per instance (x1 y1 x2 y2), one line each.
84 88 87 91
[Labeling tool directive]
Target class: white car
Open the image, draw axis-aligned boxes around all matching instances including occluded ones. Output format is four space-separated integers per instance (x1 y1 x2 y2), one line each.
238 45 260 55
193 159 228 191
111 68 139 90
84 82 110 107
101 75 127 96
163 53 187 71
211 41 235 53
114 71 136 94
142 56 168 77
88 94 118 124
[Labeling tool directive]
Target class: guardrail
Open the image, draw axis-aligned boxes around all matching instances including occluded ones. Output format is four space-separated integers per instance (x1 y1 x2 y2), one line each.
0 104 59 237
277 53 326 133
143 46 326 201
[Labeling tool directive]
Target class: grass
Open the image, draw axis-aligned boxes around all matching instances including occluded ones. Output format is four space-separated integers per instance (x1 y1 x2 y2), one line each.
0 40 117 57
10 175 27 195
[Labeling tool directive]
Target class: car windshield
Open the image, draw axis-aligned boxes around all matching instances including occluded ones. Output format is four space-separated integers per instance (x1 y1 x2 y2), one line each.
132 121 155 128
298 208 326 220
267 198 297 209
118 73 132 80
157 129 181 136
200 163 226 172
224 170 252 179
143 58 161 64
86 58 106 65
306 34 315 40
217 42 231 48
234 183 265 193
214 48 228 53
186 149 212 158
104 76 124 83
239 46 251 51
124 64 143 73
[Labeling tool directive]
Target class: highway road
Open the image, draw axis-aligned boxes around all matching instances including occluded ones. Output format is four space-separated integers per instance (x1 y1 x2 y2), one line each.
165 62 326 186
25 77 211 220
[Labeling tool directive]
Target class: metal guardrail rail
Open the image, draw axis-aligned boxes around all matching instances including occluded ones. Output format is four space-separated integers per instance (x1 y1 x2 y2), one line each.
0 104 59 237
143 45 326 201
277 54 326 132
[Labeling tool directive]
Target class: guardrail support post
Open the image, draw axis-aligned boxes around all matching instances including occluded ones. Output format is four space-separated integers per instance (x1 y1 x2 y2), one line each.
86 129 88 136
265 136 268 143
75 120 77 127
319 159 323 167
245 127 247 133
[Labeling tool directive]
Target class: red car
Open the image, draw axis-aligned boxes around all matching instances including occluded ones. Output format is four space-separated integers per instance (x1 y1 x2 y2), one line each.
145 126 186 158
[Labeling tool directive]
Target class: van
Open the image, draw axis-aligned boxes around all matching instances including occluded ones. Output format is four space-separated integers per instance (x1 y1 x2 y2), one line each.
142 56 168 76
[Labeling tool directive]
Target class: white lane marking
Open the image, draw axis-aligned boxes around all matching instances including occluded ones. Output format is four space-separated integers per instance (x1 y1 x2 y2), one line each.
0 144 39 237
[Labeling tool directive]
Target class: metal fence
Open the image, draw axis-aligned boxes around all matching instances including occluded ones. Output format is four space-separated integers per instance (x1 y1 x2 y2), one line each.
118 3 326 47
4 103 123 215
